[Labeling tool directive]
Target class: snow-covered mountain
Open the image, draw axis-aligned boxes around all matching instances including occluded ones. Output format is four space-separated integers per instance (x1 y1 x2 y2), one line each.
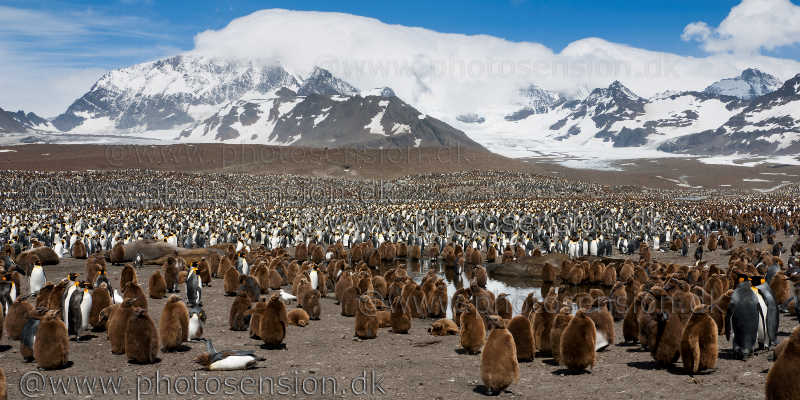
178 86 482 149
52 55 300 133
6 48 799 161
660 73 800 155
454 71 799 159
0 107 56 133
703 68 782 100
503 85 564 121
46 55 483 149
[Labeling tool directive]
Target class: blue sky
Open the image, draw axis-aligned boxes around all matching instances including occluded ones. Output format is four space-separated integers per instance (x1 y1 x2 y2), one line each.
1 0 799 115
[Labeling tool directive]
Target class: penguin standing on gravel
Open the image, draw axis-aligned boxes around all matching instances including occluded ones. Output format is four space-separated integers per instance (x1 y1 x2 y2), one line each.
65 282 92 340
186 264 202 306
726 274 776 359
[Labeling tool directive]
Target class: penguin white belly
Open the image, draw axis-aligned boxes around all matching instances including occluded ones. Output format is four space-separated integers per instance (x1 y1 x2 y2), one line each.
189 315 202 339
241 261 249 276
9 283 16 303
310 270 319 290
30 269 45 293
113 289 124 304
755 291 768 346
210 356 257 371
80 294 92 330
63 286 77 325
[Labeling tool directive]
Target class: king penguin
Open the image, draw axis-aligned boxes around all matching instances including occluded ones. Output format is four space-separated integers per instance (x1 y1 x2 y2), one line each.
29 264 46 294
186 265 202 306
66 282 92 340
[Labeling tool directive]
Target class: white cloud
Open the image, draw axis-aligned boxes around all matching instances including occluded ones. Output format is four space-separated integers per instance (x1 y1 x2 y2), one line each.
0 5 181 116
682 0 800 54
190 9 800 116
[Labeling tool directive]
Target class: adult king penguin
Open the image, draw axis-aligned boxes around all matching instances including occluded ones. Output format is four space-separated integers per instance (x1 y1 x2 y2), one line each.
186 263 202 306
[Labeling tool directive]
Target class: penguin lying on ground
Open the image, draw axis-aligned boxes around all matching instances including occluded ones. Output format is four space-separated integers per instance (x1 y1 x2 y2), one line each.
193 339 265 371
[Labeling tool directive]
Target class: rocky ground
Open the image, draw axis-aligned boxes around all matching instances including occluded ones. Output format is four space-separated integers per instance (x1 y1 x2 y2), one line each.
1 235 796 399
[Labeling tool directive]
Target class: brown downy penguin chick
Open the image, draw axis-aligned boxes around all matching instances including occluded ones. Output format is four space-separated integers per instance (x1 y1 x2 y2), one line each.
163 257 179 293
259 294 288 347
710 289 734 335
520 292 537 318
459 302 486 354
560 310 596 371
122 281 147 308
96 304 118 334
425 280 448 318
766 325 800 399
610 282 628 321
120 264 137 290
372 275 388 300
248 299 267 339
770 272 791 308
473 265 488 288
159 295 189 352
287 309 310 327
36 283 54 309
623 292 644 344
33 310 69 369
335 271 353 304
506 315 536 362
428 318 458 336
481 315 520 395
72 240 87 259
254 266 270 294
217 256 234 279
229 291 252 331
588 297 615 351
355 295 378 339
301 289 321 320
495 293 513 320
5 299 34 340
240 275 261 303
107 299 137 354
90 282 112 330
651 288 683 366
680 305 718 374
223 267 240 296
550 306 574 364
533 293 559 353
268 268 284 290
48 277 73 312
125 307 159 364
148 270 167 299
197 258 212 287
341 286 359 317
390 296 411 334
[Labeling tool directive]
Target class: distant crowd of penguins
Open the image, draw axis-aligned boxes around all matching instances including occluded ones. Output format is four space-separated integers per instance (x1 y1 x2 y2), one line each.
1 169 800 399
1 231 800 398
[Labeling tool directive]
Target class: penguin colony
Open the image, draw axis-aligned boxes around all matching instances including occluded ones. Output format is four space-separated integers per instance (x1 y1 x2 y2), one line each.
1 170 800 396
